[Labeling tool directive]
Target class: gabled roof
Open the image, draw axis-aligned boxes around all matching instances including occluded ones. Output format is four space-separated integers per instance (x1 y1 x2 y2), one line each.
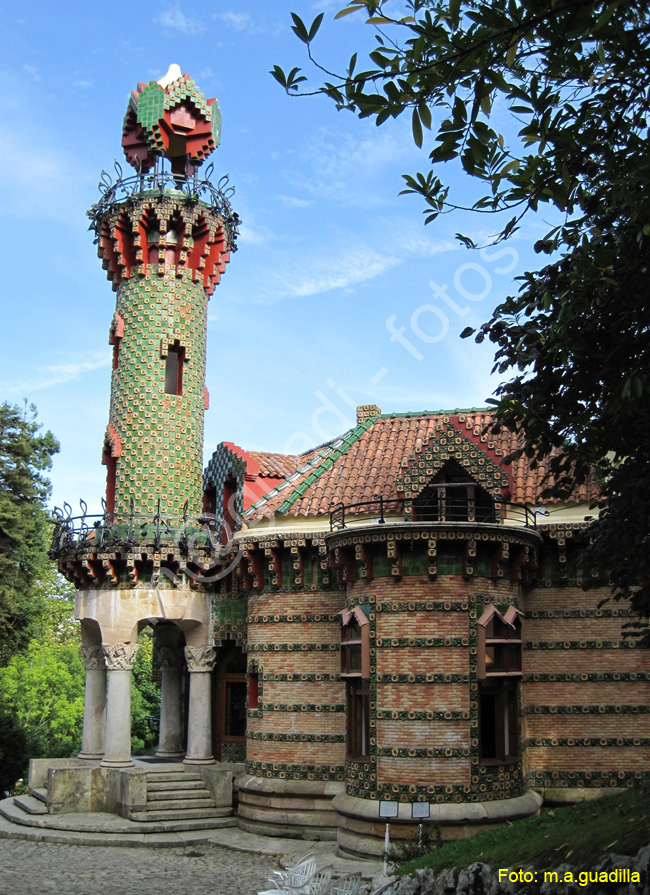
237 409 598 525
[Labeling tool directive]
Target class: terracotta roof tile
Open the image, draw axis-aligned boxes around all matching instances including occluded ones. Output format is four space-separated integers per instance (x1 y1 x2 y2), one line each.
247 450 302 479
238 409 599 525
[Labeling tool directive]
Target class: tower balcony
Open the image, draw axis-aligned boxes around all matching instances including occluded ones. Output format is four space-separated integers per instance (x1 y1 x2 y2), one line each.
328 485 541 532
325 485 542 583
49 499 234 590
88 161 239 296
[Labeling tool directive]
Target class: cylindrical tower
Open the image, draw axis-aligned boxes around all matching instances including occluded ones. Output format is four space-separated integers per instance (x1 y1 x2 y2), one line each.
92 64 238 519
49 66 239 775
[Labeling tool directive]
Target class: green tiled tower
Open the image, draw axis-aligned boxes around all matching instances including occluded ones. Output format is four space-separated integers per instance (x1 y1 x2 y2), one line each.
92 66 238 520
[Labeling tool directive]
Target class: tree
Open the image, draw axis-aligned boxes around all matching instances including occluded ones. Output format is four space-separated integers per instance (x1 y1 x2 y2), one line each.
131 628 161 755
273 1 650 639
0 402 59 664
0 572 84 761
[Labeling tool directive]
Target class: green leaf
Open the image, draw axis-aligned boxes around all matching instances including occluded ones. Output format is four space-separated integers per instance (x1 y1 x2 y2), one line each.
308 13 324 41
335 4 365 19
419 101 432 130
412 108 423 147
290 13 310 43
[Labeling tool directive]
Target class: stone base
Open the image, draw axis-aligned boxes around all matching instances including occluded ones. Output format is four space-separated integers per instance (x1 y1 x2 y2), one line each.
538 786 620 806
235 774 344 840
333 790 544 858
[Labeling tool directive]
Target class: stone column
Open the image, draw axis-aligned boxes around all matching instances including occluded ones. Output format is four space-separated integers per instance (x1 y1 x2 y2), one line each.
183 645 216 765
78 646 107 760
155 646 184 759
101 643 139 768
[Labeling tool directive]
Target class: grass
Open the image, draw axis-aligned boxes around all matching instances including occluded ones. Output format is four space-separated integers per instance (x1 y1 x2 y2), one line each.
394 785 650 876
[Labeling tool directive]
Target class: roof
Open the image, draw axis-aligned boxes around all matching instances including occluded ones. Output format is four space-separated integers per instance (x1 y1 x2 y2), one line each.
238 409 599 525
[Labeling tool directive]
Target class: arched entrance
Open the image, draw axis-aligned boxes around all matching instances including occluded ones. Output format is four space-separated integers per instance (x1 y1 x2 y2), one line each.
213 639 247 761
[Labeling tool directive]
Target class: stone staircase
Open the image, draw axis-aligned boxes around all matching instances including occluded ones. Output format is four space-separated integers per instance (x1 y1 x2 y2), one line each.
0 763 239 844
128 769 236 829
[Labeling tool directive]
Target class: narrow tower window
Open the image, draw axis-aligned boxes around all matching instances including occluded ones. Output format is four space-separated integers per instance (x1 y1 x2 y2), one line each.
340 606 371 760
477 605 522 763
103 448 117 518
164 343 185 395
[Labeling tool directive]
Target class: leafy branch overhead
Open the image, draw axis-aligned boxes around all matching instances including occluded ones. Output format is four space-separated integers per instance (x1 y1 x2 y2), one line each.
272 1 648 234
273 1 650 637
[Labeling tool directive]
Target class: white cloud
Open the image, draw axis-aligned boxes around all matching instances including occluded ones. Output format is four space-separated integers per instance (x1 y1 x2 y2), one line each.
22 65 40 82
281 246 401 298
214 11 252 31
74 80 93 89
237 222 269 245
284 124 417 208
0 125 93 227
155 6 205 35
274 194 313 209
1 352 111 393
213 10 283 36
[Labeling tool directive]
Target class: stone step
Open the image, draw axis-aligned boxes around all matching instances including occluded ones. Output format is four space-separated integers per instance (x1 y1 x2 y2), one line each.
29 788 48 806
0 796 238 838
146 771 202 784
130 807 233 823
148 788 212 802
147 779 206 793
12 795 48 816
145 797 216 811
131 815 238 832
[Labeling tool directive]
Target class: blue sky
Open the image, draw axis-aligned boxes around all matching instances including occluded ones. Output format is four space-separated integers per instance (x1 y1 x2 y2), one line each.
0 0 548 515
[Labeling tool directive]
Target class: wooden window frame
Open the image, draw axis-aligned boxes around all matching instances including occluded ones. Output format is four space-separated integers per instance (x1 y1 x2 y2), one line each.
347 678 370 760
477 604 522 764
340 606 371 760
339 606 370 679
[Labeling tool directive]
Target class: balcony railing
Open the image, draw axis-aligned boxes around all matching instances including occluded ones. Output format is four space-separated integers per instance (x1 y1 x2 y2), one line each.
49 498 224 560
87 159 240 246
328 486 541 532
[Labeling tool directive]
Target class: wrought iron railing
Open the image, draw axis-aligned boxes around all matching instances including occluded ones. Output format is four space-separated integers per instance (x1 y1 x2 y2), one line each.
87 159 240 247
49 497 226 560
328 486 540 532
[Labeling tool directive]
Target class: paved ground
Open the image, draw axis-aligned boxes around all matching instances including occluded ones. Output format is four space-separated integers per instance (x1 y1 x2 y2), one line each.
0 838 278 895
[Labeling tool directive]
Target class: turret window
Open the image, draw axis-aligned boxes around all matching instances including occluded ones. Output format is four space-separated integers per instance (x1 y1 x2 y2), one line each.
478 605 522 763
340 606 371 759
164 342 185 395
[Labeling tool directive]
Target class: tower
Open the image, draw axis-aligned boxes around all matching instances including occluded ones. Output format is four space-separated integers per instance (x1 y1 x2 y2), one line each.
92 63 238 520
52 66 238 775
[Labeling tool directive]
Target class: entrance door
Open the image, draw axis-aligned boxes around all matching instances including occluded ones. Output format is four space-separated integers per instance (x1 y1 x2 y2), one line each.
213 640 247 761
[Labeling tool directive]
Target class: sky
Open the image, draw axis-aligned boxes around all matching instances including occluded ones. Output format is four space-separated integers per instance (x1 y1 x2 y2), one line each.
0 0 550 516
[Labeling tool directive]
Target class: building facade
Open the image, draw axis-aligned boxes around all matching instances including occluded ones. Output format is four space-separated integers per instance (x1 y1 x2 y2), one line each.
51 69 649 858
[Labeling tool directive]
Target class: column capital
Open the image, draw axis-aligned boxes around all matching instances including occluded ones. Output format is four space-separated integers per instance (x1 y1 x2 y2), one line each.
80 645 106 670
155 645 184 670
184 644 216 672
103 642 139 671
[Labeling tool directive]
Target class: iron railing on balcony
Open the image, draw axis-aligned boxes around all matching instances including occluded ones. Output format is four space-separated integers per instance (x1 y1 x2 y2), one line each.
87 159 240 247
49 497 224 560
328 485 541 532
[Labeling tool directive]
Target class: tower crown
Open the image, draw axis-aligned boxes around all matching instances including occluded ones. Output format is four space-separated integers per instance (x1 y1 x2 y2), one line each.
122 63 221 176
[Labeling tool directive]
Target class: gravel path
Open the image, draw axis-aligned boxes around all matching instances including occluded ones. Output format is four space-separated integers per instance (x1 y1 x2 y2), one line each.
0 838 277 895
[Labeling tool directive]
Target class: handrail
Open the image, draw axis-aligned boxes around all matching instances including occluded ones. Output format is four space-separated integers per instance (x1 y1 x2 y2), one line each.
87 159 240 247
49 497 225 560
328 487 539 532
